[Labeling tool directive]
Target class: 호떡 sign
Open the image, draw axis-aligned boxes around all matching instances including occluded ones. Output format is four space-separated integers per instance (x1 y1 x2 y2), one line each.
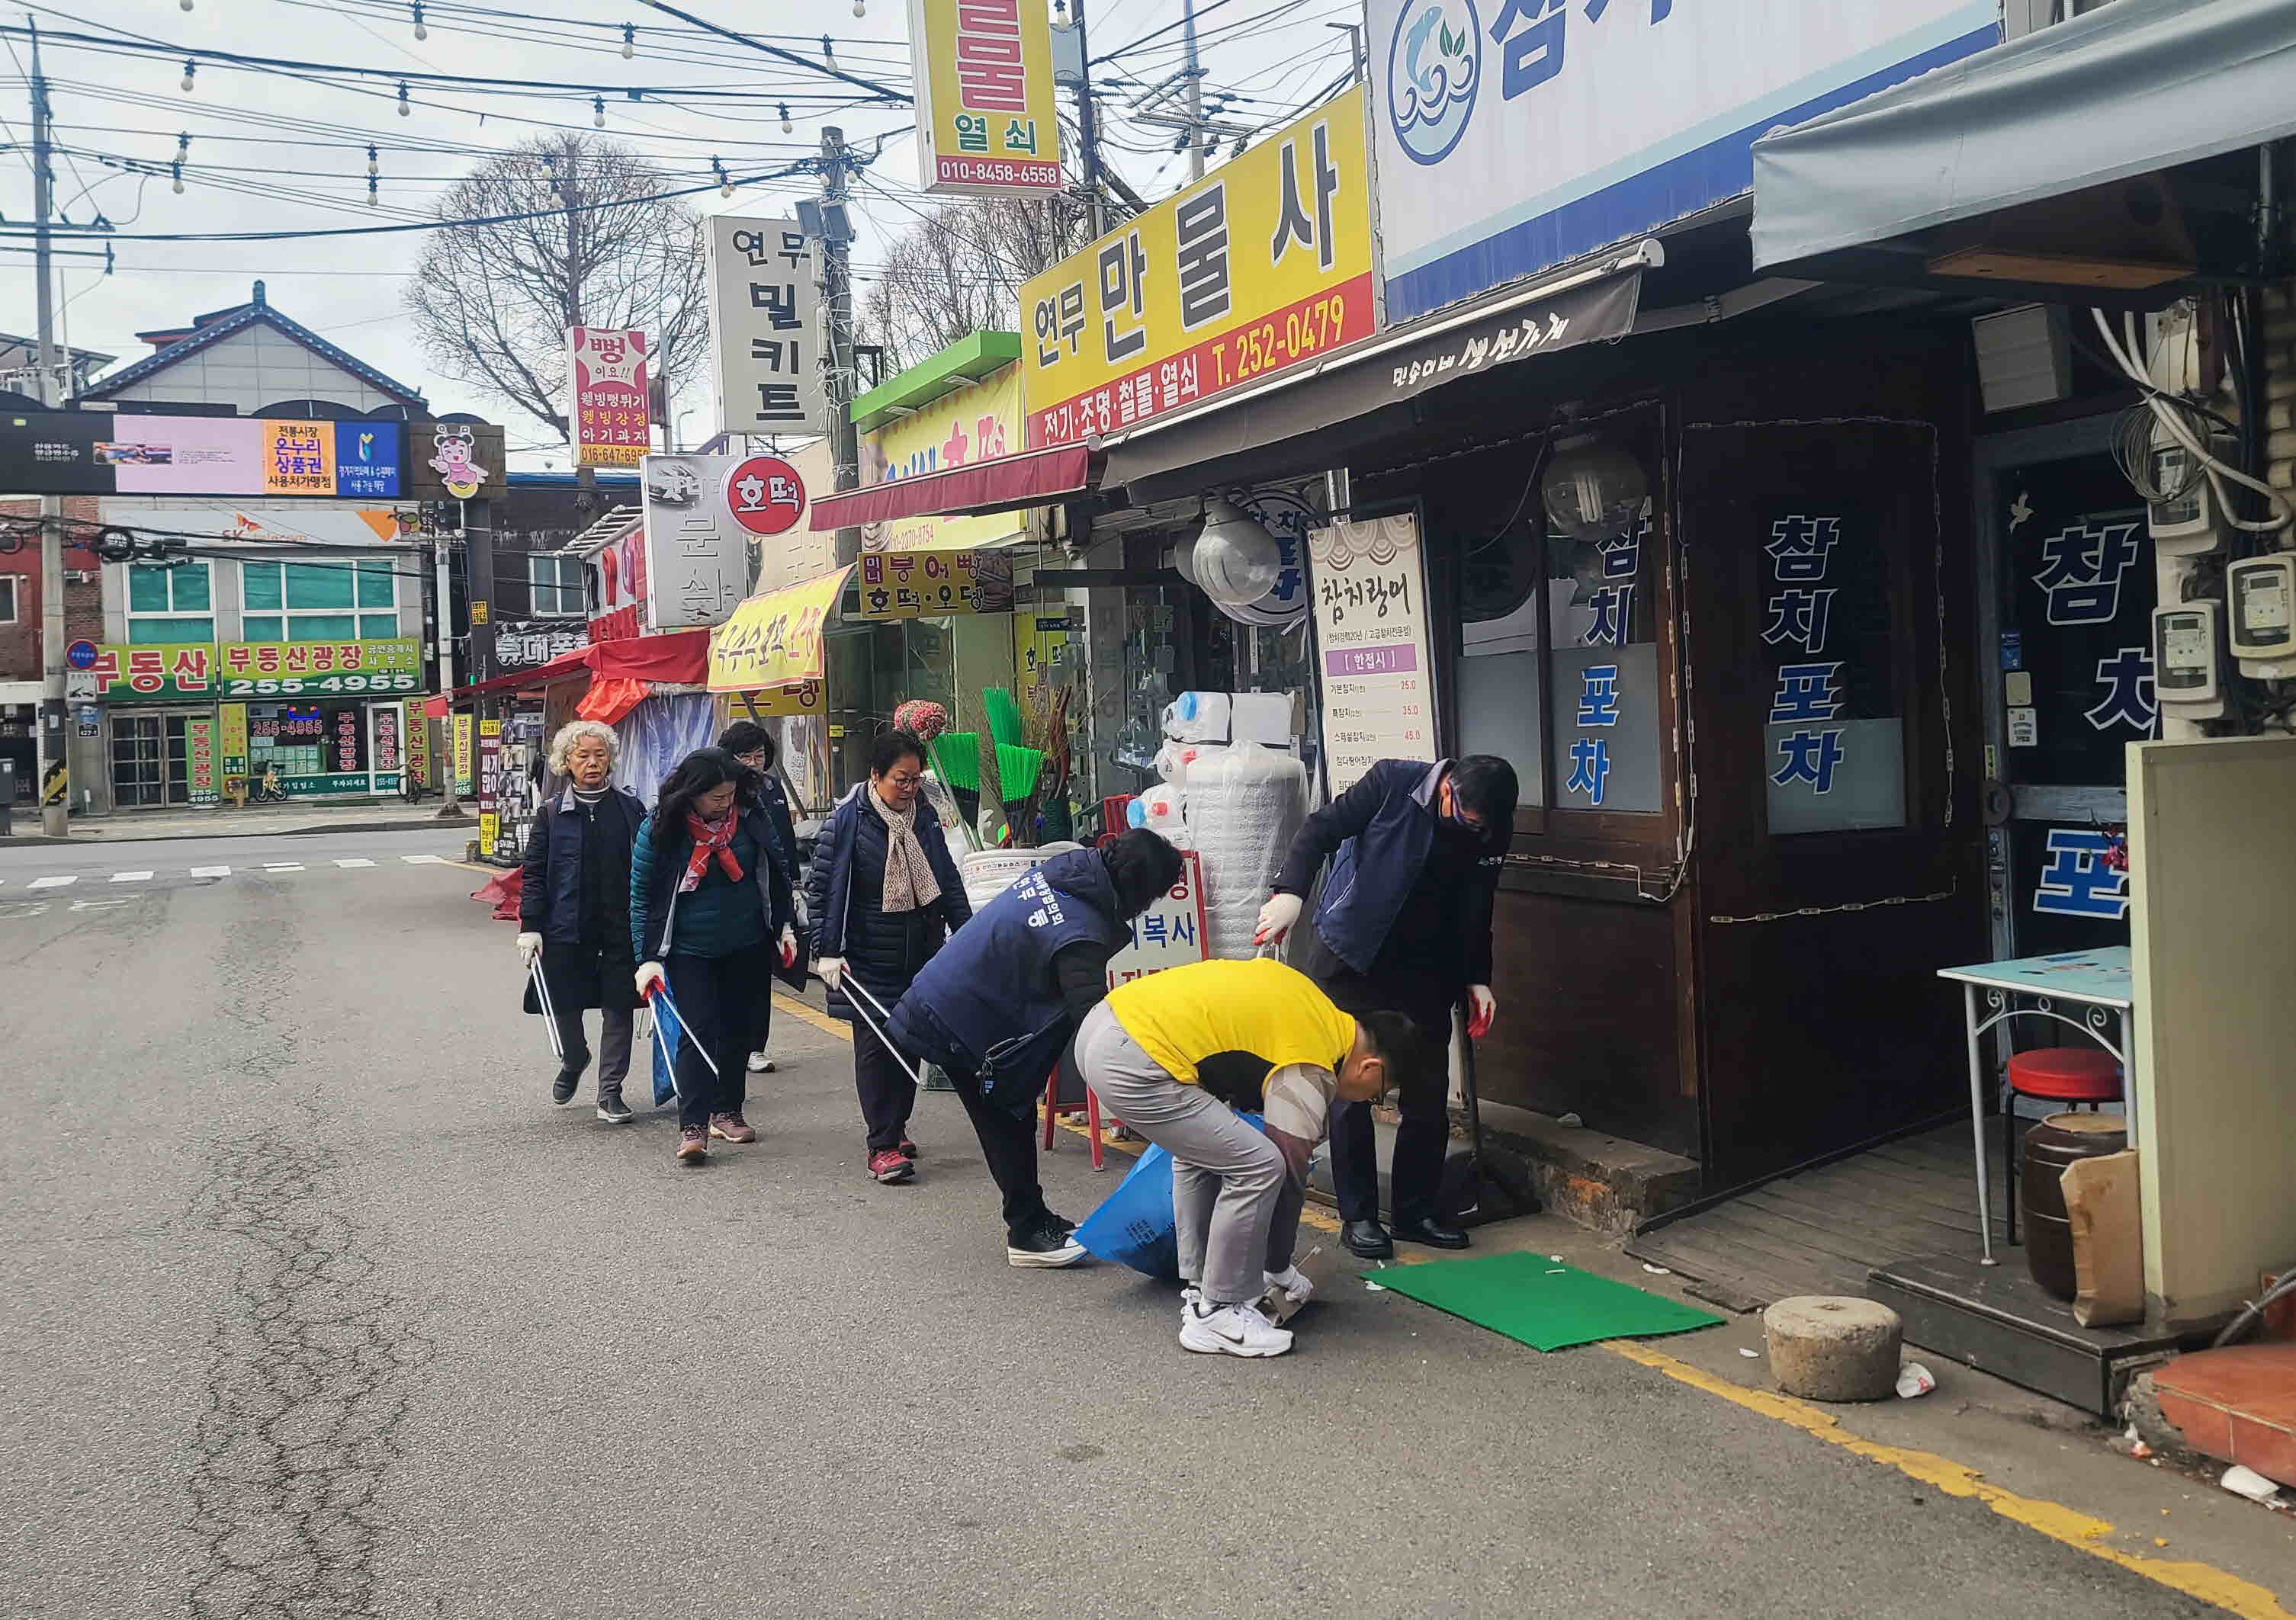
1021 87 1373 448
910 0 1064 195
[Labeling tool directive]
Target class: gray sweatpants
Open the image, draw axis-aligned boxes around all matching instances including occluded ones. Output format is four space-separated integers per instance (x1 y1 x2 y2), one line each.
1075 1002 1303 1306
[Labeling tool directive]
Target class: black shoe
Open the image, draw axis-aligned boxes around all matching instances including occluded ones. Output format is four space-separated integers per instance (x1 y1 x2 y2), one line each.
1341 1219 1394 1259
595 1094 634 1124
1391 1217 1470 1250
1007 1218 1088 1269
1042 1208 1077 1237
550 1064 583 1105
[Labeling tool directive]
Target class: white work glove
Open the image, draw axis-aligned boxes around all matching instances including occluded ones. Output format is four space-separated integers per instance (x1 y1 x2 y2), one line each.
1466 984 1497 1039
515 932 543 964
778 924 798 969
816 954 846 990
1253 891 1303 946
634 961 666 1000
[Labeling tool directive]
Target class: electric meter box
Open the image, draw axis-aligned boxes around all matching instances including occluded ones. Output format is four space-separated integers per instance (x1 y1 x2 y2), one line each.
2152 600 2225 720
2227 555 2296 673
2146 427 2238 557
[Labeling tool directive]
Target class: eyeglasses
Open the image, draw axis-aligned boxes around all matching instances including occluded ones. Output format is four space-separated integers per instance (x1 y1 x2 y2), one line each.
880 769 922 788
734 750 767 767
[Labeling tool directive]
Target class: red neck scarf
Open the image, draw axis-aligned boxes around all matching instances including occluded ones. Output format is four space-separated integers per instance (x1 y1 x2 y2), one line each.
679 811 743 893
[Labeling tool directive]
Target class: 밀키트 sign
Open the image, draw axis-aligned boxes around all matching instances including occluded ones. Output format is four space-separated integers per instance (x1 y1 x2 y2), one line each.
707 568 850 693
851 549 1015 619
567 326 651 468
705 218 824 436
1103 848 1209 986
909 0 1064 196
1309 514 1437 794
1021 87 1373 448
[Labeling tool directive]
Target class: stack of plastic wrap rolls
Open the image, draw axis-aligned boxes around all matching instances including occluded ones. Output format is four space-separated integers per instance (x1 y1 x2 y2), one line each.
1183 741 1307 960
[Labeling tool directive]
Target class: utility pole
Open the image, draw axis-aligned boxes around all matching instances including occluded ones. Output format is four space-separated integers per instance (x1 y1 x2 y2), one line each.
30 18 66 836
433 513 461 816
1068 0 1108 238
820 125 862 566
1180 0 1206 181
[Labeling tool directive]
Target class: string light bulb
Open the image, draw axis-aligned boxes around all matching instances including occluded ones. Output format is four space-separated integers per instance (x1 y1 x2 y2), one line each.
712 157 733 198
180 59 196 93
852 0 865 14
179 0 194 11
397 82 412 117
592 95 606 129
411 2 427 40
779 102 792 134
366 143 379 178
821 34 836 59
170 162 185 195
621 23 636 59
368 175 379 206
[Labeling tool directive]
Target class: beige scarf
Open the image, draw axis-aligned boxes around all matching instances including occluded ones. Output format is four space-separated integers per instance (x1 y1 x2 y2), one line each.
869 785 941 913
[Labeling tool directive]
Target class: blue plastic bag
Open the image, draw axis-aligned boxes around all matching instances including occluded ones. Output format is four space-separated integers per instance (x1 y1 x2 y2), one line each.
649 996 684 1110
1073 1112 1266 1281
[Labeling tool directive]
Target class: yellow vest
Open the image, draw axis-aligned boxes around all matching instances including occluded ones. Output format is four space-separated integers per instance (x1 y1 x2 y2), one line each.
1106 958 1357 1087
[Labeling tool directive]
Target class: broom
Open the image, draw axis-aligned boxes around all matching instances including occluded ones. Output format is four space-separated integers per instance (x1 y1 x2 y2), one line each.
982 687 1026 750
997 743 1043 844
929 731 981 830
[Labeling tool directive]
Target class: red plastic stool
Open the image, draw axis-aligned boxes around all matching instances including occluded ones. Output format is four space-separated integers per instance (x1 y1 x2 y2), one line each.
2004 1046 2122 1243
1042 1068 1108 1170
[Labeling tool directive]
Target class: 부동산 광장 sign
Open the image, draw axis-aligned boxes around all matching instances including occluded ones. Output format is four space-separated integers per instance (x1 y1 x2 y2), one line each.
215 637 424 698
1366 0 1999 320
0 412 403 497
1021 87 1373 448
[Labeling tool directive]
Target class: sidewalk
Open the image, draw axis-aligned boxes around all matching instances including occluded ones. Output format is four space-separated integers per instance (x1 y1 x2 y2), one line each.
2 799 473 845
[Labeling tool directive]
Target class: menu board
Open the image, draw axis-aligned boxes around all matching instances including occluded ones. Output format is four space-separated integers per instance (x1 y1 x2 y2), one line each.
1309 514 1437 794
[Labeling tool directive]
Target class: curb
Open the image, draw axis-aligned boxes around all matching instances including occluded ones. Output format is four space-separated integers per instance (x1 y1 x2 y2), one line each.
2 814 472 847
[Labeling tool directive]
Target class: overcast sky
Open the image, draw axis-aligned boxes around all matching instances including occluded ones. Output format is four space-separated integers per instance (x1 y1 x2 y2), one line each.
0 0 1356 466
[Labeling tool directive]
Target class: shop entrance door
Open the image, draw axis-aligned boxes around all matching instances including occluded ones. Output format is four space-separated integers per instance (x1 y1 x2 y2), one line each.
110 713 191 808
1976 419 2150 959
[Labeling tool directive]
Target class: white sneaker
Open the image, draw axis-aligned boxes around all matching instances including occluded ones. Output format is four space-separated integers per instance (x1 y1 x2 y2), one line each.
1263 1265 1314 1307
1179 1298 1294 1359
745 1051 775 1073
1180 1282 1203 1320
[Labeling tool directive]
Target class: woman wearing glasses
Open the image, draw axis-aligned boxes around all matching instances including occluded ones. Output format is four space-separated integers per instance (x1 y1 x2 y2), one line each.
804 729 971 1185
718 719 801 1074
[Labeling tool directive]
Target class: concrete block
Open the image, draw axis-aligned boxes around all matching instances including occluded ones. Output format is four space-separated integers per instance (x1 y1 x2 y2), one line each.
1764 1296 1903 1402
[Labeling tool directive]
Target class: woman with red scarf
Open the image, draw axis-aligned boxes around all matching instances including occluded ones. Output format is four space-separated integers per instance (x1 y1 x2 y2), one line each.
630 748 799 1166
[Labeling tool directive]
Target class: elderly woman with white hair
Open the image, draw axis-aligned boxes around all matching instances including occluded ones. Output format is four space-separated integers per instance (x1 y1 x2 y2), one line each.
517 719 647 1122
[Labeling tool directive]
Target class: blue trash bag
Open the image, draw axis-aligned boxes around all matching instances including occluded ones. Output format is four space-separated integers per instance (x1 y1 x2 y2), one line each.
649 996 684 1110
1073 1113 1266 1281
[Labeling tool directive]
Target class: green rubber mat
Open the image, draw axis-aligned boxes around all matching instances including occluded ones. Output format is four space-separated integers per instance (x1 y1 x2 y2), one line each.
1365 1252 1723 1352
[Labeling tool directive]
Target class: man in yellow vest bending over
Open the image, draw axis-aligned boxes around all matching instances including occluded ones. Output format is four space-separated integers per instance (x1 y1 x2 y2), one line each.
1077 957 1424 1359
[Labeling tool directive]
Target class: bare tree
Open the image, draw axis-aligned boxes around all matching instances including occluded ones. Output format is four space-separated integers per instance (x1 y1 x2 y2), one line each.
860 195 1092 371
407 135 708 444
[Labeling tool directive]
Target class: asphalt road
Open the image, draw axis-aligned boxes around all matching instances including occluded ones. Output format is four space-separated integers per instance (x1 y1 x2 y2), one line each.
0 836 2248 1618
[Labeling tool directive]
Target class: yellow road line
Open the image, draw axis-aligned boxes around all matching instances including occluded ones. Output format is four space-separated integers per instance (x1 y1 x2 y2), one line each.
1601 1339 2294 1619
740 995 2282 1611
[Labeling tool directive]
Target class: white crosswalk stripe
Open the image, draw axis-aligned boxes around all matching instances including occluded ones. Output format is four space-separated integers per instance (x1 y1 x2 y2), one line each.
111 871 154 882
28 874 75 889
400 854 447 865
333 858 376 868
190 866 231 878
262 864 304 872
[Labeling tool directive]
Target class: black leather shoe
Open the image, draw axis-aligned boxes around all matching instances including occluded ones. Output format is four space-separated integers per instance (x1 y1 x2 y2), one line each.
1341 1219 1394 1259
1390 1217 1471 1250
550 1064 583 1104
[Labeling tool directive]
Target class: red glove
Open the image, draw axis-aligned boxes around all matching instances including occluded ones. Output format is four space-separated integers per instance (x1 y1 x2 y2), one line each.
1466 984 1496 1039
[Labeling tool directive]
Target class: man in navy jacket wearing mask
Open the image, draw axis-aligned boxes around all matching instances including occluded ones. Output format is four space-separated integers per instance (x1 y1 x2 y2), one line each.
888 829 1187 1269
1255 755 1518 1258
